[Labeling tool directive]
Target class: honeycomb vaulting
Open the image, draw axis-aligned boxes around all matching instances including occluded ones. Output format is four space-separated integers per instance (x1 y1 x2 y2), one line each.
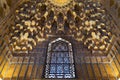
9 0 115 54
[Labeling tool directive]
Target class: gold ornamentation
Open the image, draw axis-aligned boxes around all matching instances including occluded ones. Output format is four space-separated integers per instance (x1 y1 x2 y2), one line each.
49 0 72 7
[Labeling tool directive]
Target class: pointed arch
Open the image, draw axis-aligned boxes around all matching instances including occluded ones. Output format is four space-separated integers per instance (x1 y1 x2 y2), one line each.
45 38 75 78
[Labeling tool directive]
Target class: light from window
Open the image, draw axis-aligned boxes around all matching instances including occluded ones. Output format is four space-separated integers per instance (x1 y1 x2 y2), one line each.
45 38 75 78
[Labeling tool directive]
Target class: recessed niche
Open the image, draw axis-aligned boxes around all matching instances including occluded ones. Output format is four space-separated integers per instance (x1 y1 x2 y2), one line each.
115 3 118 9
0 6 3 17
6 0 12 7
118 7 120 18
110 0 115 7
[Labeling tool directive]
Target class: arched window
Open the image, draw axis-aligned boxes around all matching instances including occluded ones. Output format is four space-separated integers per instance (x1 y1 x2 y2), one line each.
45 38 75 78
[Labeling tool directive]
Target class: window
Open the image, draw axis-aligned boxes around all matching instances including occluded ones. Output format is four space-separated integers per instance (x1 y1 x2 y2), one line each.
45 38 75 78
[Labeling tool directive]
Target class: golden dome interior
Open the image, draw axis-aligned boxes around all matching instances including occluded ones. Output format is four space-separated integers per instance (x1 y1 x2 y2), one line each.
0 0 120 79
8 0 115 55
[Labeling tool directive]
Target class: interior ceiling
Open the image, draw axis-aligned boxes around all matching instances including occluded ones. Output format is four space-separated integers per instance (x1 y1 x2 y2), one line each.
8 0 116 56
0 0 120 80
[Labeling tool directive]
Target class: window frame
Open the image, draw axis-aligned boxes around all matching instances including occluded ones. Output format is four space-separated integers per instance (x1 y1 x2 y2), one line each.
44 38 75 79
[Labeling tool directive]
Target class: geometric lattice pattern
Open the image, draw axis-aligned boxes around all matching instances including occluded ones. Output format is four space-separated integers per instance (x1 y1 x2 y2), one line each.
45 38 75 78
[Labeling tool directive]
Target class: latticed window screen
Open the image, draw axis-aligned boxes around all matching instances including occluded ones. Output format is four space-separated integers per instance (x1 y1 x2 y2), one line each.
45 38 75 78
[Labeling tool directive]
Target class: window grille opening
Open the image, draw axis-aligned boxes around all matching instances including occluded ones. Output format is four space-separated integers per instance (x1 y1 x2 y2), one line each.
45 38 75 79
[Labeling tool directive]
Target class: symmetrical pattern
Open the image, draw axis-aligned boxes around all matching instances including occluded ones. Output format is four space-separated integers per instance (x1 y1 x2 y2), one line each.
0 37 120 79
45 38 75 78
0 0 120 80
8 0 115 55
